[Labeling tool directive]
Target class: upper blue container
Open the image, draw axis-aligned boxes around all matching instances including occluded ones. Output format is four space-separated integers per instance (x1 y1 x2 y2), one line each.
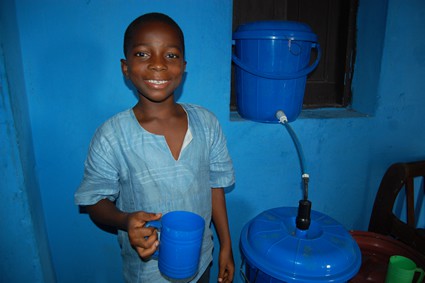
233 21 321 123
240 207 361 282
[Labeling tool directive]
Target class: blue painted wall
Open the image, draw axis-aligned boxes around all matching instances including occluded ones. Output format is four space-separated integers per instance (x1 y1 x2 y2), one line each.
2 0 425 282
0 0 55 282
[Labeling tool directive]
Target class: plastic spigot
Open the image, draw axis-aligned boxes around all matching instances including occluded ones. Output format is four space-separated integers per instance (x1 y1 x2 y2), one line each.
296 199 312 230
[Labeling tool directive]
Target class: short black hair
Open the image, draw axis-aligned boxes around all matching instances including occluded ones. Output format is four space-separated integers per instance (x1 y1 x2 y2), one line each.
123 12 185 58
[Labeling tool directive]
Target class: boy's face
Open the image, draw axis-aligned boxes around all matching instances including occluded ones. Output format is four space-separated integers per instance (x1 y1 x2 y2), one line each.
121 21 186 103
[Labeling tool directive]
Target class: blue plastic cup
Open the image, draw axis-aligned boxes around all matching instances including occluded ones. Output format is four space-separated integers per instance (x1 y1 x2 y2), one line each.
147 211 205 281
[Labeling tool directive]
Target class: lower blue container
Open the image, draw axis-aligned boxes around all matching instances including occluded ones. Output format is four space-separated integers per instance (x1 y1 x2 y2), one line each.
240 207 361 282
232 21 321 123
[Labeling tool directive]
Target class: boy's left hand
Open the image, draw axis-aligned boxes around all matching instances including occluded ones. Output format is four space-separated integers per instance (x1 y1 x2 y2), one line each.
218 247 234 282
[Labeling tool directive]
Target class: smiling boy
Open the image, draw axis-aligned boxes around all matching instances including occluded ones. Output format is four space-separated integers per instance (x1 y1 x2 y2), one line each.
75 12 235 283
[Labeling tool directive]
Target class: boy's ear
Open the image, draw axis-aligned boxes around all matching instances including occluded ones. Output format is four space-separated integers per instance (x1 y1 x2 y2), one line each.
120 59 129 78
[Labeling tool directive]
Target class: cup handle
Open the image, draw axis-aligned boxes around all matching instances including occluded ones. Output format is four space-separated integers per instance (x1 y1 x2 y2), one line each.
145 220 162 259
146 220 161 230
416 267 424 283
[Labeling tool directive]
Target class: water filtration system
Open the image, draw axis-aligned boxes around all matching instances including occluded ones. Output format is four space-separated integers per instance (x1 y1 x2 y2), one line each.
233 21 362 282
232 21 321 123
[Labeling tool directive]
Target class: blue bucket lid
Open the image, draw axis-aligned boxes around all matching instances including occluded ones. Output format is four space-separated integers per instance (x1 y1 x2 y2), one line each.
233 21 318 42
240 207 361 282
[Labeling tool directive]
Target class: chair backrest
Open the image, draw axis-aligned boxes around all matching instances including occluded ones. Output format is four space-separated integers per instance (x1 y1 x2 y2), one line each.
369 160 425 255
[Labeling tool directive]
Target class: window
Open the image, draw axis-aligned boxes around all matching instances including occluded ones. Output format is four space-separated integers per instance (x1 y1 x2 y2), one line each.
231 0 358 110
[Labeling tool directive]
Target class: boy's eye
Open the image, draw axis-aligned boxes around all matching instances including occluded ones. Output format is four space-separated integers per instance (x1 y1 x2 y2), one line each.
135 52 149 58
166 53 179 59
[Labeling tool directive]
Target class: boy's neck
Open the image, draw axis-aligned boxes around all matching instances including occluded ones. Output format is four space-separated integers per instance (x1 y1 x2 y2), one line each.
133 99 188 160
133 100 183 122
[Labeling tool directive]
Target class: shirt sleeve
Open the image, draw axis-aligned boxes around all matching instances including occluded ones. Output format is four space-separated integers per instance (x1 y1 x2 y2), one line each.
208 114 235 189
74 127 120 206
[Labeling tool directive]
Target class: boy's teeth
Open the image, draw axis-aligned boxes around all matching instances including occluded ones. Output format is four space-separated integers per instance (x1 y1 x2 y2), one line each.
148 80 167 84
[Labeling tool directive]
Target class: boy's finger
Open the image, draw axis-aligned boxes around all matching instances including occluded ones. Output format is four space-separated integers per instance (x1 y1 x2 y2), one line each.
217 268 227 282
129 227 157 248
135 239 159 259
137 212 162 223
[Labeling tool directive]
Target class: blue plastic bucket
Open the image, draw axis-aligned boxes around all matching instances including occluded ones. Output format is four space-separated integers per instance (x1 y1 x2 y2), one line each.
240 207 361 282
232 21 321 123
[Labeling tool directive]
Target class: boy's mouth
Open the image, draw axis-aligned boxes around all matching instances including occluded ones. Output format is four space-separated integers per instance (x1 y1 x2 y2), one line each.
146 79 169 85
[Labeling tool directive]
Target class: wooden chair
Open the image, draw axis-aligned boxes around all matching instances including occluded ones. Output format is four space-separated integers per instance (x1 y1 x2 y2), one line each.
368 160 425 255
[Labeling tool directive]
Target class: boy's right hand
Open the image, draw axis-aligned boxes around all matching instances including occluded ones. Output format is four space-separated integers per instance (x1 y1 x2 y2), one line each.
126 211 162 260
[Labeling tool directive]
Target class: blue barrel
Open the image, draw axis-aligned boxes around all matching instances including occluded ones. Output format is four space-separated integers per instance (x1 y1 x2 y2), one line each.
232 21 321 123
240 207 361 282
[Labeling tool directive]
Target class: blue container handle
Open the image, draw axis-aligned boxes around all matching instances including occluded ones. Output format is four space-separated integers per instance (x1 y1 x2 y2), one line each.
232 43 321 80
145 220 161 259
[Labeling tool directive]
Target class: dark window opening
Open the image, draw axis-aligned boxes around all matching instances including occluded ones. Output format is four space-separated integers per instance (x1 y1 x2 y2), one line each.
231 0 358 111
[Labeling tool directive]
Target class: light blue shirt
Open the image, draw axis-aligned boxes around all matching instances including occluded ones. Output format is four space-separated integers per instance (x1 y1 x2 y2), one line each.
75 104 235 283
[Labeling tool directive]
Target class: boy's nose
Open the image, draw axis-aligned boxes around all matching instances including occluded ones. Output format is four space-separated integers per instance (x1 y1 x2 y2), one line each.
148 56 167 71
